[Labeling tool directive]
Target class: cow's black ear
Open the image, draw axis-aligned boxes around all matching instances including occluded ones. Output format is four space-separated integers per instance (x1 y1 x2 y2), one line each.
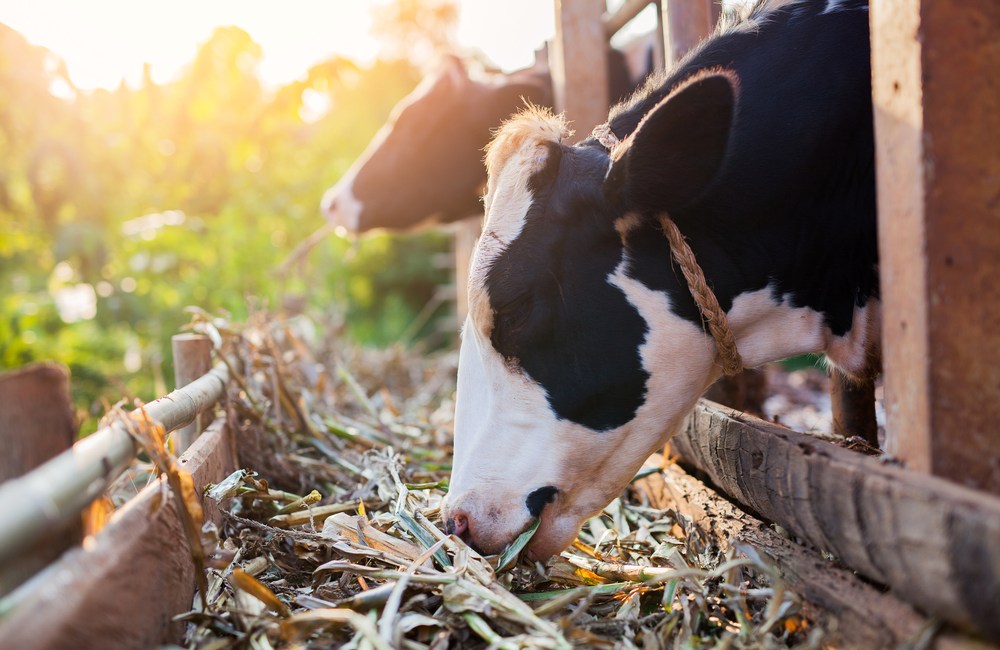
481 71 554 120
607 70 737 212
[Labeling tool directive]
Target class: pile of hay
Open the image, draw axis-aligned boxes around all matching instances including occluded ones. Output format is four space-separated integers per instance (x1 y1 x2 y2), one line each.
176 309 822 649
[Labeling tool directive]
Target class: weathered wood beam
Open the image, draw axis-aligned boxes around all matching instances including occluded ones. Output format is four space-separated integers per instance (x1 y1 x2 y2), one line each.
634 460 977 649
871 0 1000 491
0 417 238 648
551 0 610 140
661 0 720 68
670 401 1000 642
603 0 654 38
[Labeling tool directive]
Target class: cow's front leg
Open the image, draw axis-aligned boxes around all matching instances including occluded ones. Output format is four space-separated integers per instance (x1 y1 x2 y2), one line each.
703 369 767 416
830 372 878 447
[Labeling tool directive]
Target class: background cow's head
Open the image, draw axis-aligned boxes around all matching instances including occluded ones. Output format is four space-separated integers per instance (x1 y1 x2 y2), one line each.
444 71 739 560
321 56 550 233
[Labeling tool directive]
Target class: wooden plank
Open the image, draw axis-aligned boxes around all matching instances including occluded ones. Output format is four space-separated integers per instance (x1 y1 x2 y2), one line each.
669 400 1000 642
551 0 610 139
871 0 1000 491
0 416 238 649
0 363 81 593
634 460 979 649
661 0 719 69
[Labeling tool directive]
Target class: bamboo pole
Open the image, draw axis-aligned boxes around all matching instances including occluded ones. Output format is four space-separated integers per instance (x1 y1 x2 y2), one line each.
0 363 228 567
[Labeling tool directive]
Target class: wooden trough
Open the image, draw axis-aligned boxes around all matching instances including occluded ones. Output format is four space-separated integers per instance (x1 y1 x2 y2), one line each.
1 1 998 647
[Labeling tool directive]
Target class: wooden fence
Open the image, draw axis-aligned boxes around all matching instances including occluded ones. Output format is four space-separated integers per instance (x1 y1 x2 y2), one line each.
0 336 237 647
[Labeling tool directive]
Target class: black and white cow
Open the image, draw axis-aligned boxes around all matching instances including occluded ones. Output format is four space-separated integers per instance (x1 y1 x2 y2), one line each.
321 37 656 233
445 0 878 560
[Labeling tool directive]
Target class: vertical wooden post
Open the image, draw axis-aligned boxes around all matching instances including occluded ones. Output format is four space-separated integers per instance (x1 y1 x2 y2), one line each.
872 1 1000 492
171 334 213 454
551 0 610 139
0 363 81 593
661 0 720 69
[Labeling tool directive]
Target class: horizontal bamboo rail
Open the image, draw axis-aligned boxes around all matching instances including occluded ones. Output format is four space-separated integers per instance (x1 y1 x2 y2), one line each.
0 416 238 648
0 363 228 567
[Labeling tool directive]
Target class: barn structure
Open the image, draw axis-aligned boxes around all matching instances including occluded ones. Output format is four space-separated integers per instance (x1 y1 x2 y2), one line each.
0 1 997 647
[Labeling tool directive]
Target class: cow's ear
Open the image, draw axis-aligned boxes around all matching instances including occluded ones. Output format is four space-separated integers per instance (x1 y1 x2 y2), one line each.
607 70 737 212
481 71 554 118
442 54 468 85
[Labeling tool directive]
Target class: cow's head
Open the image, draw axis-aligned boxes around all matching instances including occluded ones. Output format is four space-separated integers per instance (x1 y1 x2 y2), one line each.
444 71 739 560
322 56 550 233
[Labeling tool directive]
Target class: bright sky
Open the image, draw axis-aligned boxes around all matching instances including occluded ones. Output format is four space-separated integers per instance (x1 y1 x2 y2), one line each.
0 0 593 91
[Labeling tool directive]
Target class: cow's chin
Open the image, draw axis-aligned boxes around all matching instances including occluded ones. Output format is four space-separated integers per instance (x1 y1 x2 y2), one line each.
523 509 587 562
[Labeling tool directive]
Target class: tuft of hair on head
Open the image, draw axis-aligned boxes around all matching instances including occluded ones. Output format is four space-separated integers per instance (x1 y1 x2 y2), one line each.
484 103 572 180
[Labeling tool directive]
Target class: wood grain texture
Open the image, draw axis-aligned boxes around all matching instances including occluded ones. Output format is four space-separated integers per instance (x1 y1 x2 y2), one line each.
633 460 974 648
872 0 1000 491
670 401 1000 642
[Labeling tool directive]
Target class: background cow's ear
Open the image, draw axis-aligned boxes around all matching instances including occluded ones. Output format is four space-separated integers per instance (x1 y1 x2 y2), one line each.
481 71 554 118
607 70 737 212
441 54 468 85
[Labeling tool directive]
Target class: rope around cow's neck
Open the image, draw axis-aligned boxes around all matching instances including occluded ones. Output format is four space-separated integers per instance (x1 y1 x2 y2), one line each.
594 121 744 376
655 214 744 377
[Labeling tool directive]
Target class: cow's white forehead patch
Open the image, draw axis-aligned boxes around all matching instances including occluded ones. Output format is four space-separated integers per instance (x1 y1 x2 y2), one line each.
468 107 572 336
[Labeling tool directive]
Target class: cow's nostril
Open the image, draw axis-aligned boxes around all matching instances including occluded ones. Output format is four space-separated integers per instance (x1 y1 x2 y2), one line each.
446 513 469 538
525 486 558 518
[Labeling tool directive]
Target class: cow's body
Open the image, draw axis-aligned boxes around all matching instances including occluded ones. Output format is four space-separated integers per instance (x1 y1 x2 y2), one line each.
446 0 877 560
321 36 657 232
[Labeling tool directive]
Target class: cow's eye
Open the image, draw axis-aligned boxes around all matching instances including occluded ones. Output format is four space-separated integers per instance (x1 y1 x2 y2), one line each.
490 293 533 360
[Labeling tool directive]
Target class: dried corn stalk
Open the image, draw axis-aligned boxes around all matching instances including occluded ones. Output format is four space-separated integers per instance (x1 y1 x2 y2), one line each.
172 309 821 649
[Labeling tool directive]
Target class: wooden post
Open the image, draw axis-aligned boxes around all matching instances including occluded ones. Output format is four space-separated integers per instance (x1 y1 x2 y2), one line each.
171 333 213 453
0 363 81 593
871 1 1000 493
661 0 720 69
551 0 610 139
0 364 76 483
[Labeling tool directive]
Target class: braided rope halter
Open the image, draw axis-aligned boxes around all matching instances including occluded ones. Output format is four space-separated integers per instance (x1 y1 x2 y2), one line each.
594 123 744 377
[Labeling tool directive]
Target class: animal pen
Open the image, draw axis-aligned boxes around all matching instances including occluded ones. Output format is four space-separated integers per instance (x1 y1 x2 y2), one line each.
1 1 998 648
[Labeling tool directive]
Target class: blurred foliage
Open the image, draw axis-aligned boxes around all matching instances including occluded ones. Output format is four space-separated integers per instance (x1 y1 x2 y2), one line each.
0 21 457 432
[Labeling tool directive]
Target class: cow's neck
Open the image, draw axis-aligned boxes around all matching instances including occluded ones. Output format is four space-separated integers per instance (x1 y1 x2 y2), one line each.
621 210 879 381
724 285 881 380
